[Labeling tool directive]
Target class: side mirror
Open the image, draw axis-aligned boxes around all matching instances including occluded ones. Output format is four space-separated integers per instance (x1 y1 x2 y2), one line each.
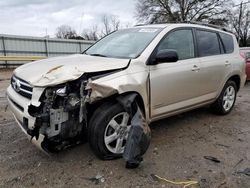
155 49 179 63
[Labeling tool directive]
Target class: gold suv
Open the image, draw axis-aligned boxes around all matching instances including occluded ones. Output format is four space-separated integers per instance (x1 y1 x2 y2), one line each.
7 23 246 158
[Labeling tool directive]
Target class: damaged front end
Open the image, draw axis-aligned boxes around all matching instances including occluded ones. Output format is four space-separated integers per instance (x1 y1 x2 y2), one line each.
8 55 151 164
25 63 125 153
27 76 91 152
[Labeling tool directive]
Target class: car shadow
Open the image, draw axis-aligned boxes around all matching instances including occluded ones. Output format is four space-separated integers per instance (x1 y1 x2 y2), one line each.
52 106 213 158
149 107 212 133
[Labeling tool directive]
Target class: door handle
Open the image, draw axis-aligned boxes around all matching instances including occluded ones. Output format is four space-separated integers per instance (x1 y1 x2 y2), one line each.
225 61 231 66
191 65 200 71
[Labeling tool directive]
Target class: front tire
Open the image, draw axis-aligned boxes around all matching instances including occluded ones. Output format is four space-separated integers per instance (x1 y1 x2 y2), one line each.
211 80 237 115
88 101 131 160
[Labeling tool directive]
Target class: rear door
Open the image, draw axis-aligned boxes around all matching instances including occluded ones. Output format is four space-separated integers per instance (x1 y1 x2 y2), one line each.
195 29 233 97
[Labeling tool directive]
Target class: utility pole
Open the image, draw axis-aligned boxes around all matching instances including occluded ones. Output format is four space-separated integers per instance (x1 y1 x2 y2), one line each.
238 2 243 43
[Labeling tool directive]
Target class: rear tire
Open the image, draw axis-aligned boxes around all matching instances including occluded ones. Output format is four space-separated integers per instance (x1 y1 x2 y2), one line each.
211 80 237 115
88 101 131 160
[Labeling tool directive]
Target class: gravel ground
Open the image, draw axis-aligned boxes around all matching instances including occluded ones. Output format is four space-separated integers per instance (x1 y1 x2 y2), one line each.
0 69 250 188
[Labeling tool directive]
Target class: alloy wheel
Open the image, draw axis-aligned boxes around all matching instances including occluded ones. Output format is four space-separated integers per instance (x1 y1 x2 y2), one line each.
104 112 131 154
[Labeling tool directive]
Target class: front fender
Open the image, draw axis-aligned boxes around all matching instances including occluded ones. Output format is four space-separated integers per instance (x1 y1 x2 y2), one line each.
86 70 150 121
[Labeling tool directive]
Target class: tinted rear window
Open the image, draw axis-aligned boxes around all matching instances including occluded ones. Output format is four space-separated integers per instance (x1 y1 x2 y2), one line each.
196 30 220 57
219 33 234 53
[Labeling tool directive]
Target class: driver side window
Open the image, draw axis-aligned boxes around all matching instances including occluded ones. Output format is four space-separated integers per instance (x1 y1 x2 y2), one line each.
157 29 195 60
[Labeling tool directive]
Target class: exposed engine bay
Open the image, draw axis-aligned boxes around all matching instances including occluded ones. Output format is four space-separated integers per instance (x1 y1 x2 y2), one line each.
27 76 89 152
26 70 118 152
7 54 151 167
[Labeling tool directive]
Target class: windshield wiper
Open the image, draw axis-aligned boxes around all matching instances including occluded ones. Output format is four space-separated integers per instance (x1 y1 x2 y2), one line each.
89 53 107 57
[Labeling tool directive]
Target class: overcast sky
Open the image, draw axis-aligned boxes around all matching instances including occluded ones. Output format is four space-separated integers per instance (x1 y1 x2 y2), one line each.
0 0 242 38
0 0 137 37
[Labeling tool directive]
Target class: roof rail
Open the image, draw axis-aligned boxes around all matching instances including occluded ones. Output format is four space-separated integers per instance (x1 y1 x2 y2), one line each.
135 21 234 34
186 21 233 33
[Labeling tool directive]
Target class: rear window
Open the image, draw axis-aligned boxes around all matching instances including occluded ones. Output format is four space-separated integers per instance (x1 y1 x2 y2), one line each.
219 33 234 53
196 30 221 57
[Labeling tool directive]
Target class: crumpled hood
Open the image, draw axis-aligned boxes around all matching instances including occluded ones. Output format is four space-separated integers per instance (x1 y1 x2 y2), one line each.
14 54 130 87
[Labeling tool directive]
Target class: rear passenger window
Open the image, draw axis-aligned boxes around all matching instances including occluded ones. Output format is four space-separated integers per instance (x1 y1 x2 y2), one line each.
157 29 195 60
219 33 234 53
196 30 220 57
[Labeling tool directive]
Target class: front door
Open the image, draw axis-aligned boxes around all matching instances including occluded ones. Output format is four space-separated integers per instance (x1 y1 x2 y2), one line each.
150 28 203 118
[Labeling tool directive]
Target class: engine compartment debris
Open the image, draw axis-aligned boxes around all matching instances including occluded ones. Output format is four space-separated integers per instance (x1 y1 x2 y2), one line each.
27 74 93 152
85 174 105 184
204 156 221 163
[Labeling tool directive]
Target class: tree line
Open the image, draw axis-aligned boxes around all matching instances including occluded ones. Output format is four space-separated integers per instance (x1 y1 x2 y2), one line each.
55 14 122 41
55 0 250 47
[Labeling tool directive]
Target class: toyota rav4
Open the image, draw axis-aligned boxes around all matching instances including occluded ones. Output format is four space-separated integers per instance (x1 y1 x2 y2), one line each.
7 23 246 159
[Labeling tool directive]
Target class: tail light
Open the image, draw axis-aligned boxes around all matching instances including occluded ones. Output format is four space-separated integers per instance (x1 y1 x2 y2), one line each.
246 52 250 63
240 52 247 63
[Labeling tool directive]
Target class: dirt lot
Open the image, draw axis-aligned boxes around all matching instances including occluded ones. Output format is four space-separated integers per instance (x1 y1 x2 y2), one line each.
0 69 250 188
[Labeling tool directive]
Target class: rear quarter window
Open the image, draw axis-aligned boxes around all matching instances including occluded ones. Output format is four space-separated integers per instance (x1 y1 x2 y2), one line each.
219 33 234 53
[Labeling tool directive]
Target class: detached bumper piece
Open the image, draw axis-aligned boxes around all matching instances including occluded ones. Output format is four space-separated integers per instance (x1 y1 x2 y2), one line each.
117 94 151 169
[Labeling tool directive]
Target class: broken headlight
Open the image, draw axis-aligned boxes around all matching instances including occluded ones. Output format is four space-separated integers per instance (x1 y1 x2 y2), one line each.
56 86 67 97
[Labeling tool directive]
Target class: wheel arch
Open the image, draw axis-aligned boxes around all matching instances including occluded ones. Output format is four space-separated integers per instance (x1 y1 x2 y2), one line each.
87 91 146 124
116 91 146 116
228 75 241 91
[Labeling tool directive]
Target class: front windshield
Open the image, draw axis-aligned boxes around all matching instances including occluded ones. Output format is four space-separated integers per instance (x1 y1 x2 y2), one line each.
84 27 162 59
